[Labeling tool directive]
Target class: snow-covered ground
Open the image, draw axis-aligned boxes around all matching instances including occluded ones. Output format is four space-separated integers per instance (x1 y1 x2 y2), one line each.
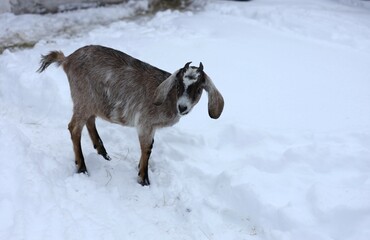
1 0 370 239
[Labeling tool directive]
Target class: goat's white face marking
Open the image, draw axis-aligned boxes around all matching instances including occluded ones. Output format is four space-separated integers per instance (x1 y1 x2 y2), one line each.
183 68 200 88
176 66 204 116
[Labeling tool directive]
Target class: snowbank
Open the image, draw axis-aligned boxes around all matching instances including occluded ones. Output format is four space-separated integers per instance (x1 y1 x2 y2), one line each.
1 0 370 239
0 1 148 52
0 0 10 13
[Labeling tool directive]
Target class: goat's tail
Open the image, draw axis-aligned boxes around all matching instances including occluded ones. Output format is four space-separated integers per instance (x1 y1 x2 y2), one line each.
37 51 65 73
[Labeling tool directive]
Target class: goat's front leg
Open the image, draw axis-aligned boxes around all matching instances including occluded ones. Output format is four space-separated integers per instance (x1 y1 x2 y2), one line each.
137 129 155 186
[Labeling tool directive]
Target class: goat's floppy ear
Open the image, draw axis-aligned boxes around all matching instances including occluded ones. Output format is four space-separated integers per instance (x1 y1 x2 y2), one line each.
154 70 179 105
203 73 224 119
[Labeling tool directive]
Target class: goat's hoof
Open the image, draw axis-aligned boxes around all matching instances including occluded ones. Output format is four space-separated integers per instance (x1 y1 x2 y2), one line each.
102 153 111 161
77 166 88 175
98 149 111 161
137 174 150 186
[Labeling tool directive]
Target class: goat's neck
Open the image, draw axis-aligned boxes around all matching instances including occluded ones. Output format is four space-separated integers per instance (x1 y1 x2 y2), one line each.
155 87 180 127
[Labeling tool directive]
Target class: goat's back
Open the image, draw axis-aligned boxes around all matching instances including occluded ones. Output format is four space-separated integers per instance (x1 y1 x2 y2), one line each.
62 45 173 125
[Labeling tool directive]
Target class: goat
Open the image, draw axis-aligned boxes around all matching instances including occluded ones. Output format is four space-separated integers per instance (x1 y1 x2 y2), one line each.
37 45 224 186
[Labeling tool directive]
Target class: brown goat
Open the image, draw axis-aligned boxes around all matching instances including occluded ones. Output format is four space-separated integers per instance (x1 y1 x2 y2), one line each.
37 45 224 185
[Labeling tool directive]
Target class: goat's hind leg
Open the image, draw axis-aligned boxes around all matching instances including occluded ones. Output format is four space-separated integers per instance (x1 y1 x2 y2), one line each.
86 116 111 160
68 115 88 174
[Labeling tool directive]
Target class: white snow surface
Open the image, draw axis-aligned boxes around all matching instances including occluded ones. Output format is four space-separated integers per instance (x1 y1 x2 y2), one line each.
1 0 370 239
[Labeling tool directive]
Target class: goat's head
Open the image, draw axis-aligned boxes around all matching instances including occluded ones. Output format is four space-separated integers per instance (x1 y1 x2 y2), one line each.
154 62 224 119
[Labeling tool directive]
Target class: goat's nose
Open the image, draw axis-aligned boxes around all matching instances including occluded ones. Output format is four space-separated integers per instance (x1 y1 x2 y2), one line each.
178 105 188 114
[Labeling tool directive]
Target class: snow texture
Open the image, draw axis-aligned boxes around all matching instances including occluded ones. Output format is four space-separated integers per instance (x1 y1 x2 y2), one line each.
1 0 370 239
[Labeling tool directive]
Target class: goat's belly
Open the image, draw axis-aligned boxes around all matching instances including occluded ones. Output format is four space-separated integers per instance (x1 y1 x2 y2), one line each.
105 106 140 127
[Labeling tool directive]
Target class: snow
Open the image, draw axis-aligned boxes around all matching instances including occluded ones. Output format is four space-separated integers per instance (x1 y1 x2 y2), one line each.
1 0 370 239
0 1 148 50
0 0 10 13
